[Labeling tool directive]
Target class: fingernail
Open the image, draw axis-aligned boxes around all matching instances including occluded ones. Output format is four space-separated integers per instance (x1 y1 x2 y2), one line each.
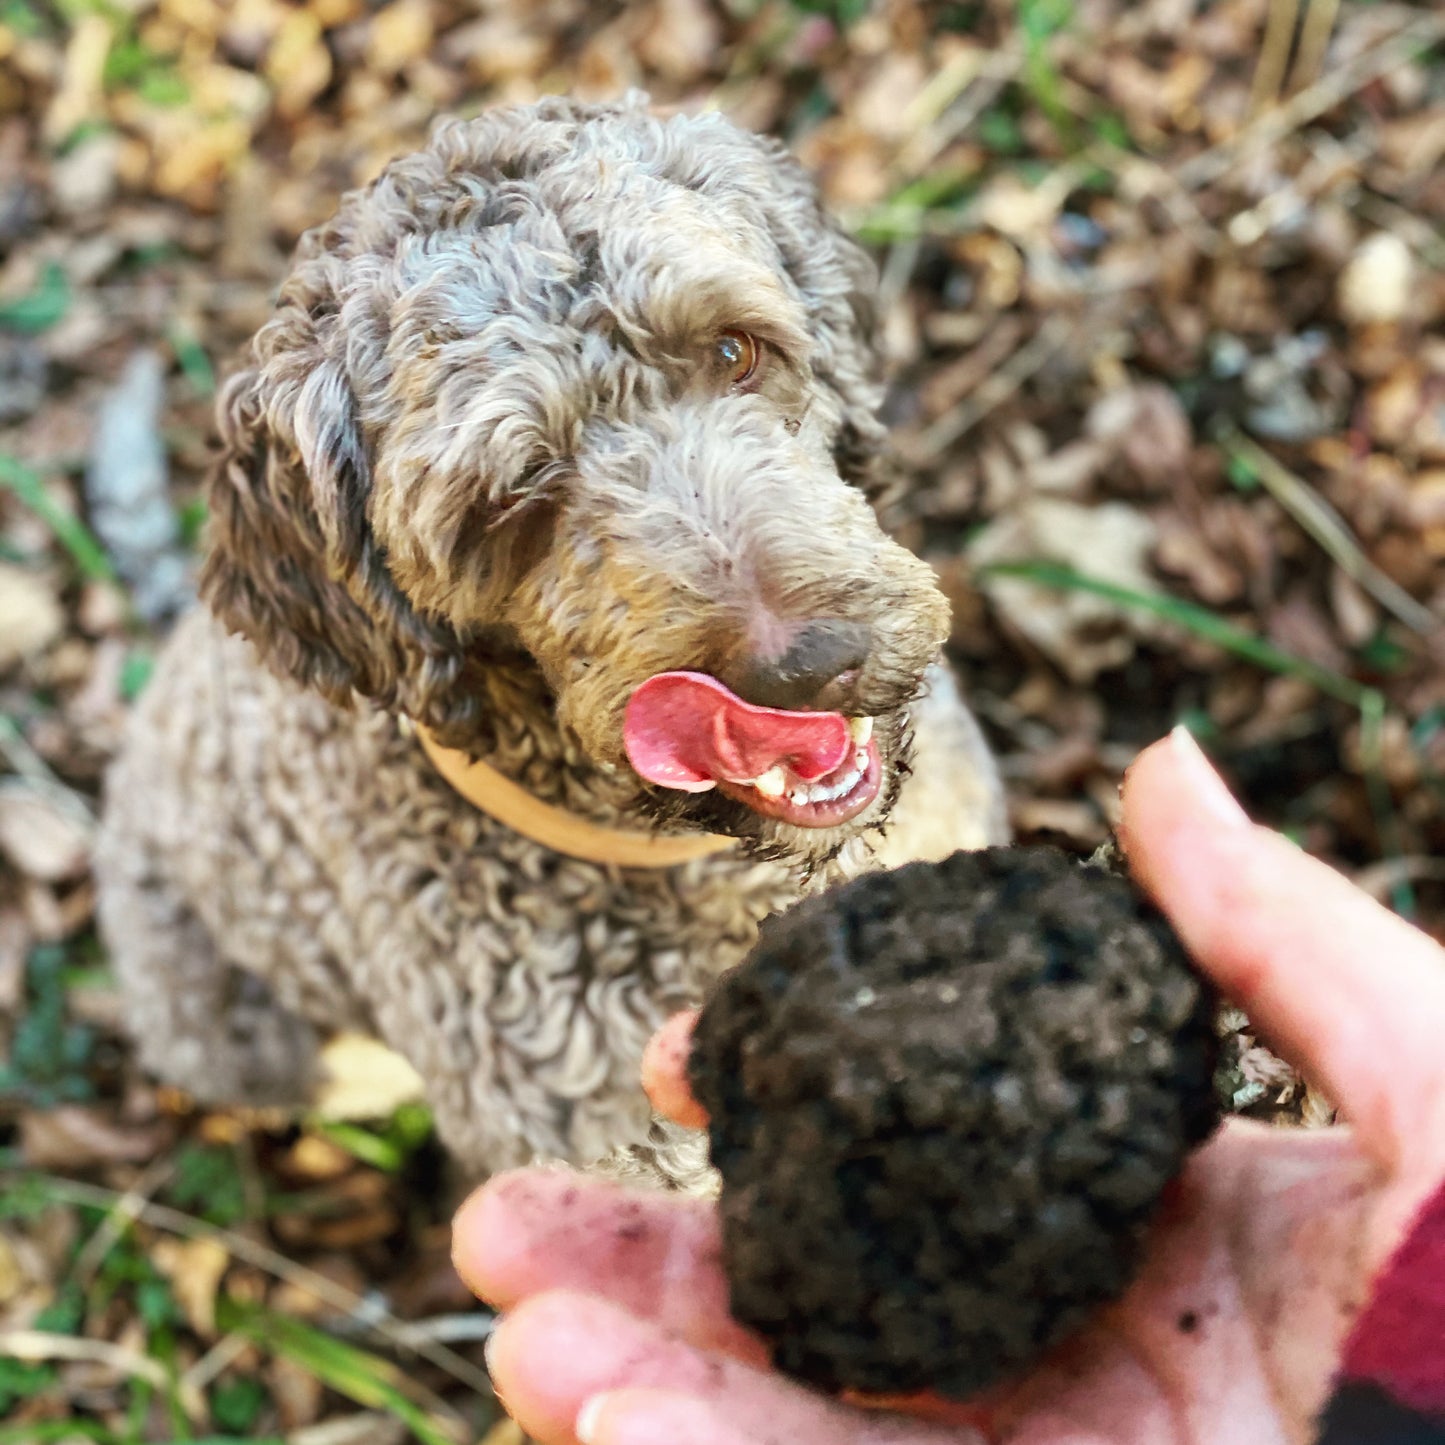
1169 725 1249 829
576 1392 611 1445
483 1323 500 1379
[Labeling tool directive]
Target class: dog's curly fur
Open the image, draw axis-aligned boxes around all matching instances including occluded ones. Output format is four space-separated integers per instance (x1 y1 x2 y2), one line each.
96 95 1007 1182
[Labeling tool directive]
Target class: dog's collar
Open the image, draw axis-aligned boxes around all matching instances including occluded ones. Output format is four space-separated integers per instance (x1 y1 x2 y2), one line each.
412 723 737 869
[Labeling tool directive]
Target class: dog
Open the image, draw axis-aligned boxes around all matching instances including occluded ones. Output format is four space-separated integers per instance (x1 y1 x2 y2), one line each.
96 94 1008 1185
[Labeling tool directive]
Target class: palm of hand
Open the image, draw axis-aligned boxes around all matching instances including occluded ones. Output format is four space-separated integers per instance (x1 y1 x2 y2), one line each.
959 1122 1385 1445
455 734 1445 1445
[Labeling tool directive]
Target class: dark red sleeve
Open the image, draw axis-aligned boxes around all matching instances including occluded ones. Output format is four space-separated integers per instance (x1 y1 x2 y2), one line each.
1315 1177 1445 1443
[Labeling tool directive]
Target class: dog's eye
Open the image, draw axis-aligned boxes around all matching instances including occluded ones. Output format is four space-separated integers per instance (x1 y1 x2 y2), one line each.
716 330 759 386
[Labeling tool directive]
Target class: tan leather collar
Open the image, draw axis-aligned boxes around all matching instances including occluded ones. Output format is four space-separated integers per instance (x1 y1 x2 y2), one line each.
414 724 737 868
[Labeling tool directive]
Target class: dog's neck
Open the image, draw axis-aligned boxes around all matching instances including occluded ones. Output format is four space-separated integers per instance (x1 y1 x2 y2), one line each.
414 724 736 866
413 658 737 863
451 658 634 808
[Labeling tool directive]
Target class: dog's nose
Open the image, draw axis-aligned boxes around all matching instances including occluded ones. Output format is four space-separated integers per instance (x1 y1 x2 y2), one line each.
730 619 872 712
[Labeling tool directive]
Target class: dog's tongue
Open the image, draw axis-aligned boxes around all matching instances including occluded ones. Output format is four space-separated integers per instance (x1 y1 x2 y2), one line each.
625 672 852 791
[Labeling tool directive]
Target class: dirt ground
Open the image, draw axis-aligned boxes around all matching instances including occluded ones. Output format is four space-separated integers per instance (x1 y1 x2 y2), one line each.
1 1 1442 1440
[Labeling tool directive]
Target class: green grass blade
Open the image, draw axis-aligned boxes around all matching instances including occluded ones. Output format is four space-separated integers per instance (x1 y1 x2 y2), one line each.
0 454 116 583
217 1299 465 1445
0 262 70 334
0 1426 117 1444
1359 689 1416 919
977 561 1374 708
310 1119 405 1173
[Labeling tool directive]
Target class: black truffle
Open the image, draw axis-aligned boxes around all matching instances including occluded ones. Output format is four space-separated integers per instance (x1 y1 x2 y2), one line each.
688 845 1220 1400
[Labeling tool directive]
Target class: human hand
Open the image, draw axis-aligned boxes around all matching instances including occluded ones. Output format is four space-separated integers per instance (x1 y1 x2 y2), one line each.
453 727 1445 1445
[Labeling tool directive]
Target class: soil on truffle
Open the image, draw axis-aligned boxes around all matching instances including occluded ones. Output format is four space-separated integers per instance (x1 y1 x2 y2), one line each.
689 845 1220 1401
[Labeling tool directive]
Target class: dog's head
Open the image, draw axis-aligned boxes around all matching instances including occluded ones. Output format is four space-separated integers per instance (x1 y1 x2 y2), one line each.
202 95 950 860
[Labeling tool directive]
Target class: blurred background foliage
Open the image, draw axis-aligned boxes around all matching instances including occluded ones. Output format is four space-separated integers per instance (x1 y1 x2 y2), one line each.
0 0 1443 1440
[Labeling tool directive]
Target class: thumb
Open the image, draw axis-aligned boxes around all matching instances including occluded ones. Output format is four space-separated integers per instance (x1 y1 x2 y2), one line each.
642 1009 709 1129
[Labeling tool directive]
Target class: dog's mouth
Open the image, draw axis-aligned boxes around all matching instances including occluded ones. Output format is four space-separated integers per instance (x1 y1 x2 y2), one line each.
624 671 882 829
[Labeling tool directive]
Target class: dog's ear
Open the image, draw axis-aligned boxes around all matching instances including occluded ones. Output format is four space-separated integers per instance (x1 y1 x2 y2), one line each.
200 307 478 734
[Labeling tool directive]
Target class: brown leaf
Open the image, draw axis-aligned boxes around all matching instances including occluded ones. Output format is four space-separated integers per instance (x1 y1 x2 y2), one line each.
0 1235 24 1307
0 788 91 883
313 1033 425 1120
635 0 720 84
0 563 63 671
0 908 29 1014
268 1353 326 1429
273 1207 400 1250
968 498 1167 681
278 1133 355 1183
268 1252 368 1320
1086 384 1194 489
289 1414 409 1445
1009 797 1105 847
1265 589 1350 675
151 1237 229 1339
19 1107 173 1170
264 8 332 118
366 0 435 77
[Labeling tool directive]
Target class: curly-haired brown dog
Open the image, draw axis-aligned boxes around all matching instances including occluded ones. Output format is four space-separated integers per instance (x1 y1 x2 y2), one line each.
96 95 1007 1183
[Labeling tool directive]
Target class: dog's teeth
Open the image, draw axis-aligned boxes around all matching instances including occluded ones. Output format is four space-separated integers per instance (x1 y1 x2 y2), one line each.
855 749 868 771
788 786 810 805
848 716 873 746
796 766 865 806
752 767 787 798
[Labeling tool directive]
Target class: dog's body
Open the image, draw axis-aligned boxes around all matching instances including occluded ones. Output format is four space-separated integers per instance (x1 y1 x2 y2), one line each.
96 96 1007 1180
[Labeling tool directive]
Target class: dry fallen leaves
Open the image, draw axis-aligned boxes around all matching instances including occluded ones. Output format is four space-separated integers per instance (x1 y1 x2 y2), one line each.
152 1235 229 1338
0 786 91 882
1 0 1442 1438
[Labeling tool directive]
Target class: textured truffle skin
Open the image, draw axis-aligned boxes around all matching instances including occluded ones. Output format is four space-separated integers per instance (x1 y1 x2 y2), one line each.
689 845 1220 1400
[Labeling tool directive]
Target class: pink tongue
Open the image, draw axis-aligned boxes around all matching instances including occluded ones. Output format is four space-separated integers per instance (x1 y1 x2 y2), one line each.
624 672 852 792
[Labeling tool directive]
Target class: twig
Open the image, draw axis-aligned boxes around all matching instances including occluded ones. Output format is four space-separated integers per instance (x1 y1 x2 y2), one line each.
179 1329 253 1395
0 714 96 829
0 1329 183 1403
1274 130 1445 268
1353 856 1445 905
976 560 1378 708
914 314 1077 459
894 47 1023 177
7 1171 495 1399
1224 129 1369 247
1289 0 1343 94
399 1313 500 1345
70 1154 175 1287
1217 422 1441 637
1249 0 1301 118
1178 12 1445 191
1354 192 1445 273
877 236 922 340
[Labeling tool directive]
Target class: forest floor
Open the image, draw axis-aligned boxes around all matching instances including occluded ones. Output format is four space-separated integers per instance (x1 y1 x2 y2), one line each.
1 1 1442 1440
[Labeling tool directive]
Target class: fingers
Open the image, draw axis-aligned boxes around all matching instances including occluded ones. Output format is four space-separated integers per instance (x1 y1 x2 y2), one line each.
488 1292 969 1445
1120 727 1445 1170
451 1168 764 1361
642 1008 707 1128
578 1389 769 1445
578 1388 975 1445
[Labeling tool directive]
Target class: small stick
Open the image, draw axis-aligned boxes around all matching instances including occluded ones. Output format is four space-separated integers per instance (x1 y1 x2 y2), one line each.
1289 0 1343 94
1217 422 1441 638
1249 0 1302 118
